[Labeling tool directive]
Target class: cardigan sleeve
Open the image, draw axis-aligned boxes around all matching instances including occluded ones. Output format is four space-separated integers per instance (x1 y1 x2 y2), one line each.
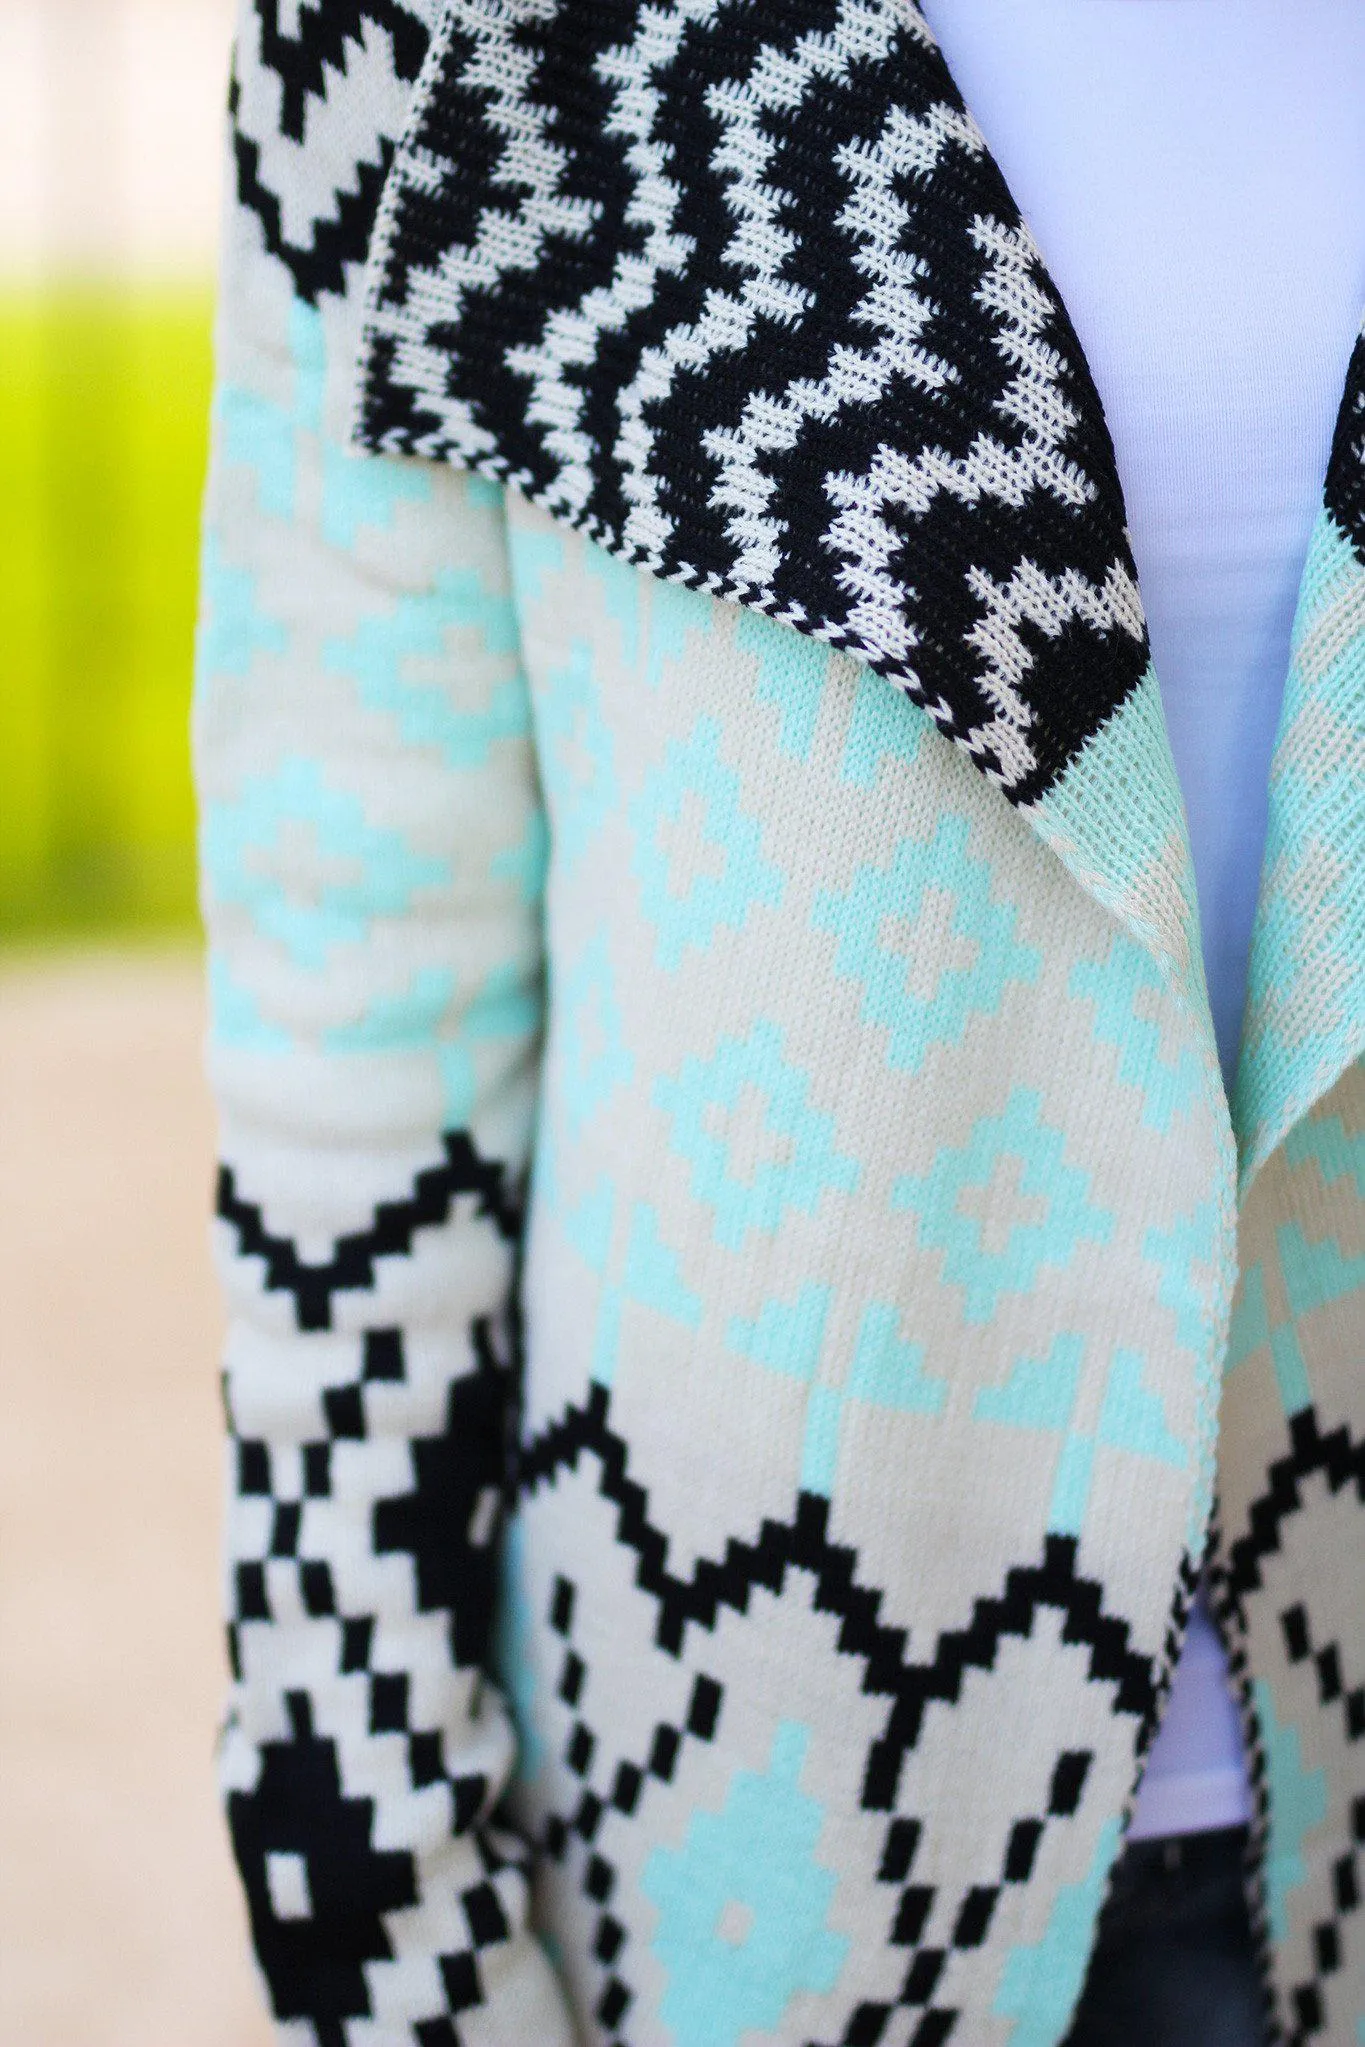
193 81 576 2046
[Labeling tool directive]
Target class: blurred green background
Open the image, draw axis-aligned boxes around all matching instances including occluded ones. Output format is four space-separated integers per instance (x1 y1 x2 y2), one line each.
1 13 281 2044
0 287 213 937
0 0 231 945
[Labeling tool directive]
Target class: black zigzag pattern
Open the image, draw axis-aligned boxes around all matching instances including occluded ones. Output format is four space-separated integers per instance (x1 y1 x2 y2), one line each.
231 86 394 308
1225 1406 1365 1604
357 0 1149 804
536 1580 727 2042
230 1320 512 1676
518 1380 1158 2046
536 1560 1110 2047
254 0 429 141
1325 326 1365 567
227 1317 526 2037
521 1383 1157 1764
1206 1508 1283 2047
230 0 433 303
216 1128 521 1330
1218 1406 1365 2047
1138 1547 1203 1761
1277 1601 1365 2046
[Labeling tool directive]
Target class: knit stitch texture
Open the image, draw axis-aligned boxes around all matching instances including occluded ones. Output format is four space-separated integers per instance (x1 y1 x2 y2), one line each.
196 4 1365 2040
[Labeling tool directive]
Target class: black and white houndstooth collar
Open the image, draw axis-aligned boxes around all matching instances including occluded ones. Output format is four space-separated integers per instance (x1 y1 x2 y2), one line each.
231 0 1365 811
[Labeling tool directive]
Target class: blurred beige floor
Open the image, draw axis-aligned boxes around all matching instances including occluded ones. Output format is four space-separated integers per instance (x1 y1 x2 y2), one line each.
0 949 273 2047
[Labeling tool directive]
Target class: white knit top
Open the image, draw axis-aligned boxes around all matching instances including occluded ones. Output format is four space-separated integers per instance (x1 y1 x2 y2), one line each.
918 0 1365 1839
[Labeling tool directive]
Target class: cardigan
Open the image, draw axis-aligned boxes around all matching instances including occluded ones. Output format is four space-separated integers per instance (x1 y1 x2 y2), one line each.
921 0 1365 1085
919 0 1365 1850
199 5 1365 2044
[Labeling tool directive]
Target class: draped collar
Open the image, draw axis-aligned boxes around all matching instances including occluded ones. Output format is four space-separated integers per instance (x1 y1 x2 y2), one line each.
346 0 1365 1168
352 0 1151 805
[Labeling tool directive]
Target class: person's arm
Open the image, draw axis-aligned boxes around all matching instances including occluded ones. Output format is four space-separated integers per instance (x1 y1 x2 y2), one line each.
194 34 574 2041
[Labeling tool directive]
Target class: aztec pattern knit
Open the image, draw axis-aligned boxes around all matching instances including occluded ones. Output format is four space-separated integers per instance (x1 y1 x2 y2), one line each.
201 3 1365 2042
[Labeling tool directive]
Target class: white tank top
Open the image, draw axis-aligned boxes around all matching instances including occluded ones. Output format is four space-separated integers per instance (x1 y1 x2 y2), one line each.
917 0 1365 1839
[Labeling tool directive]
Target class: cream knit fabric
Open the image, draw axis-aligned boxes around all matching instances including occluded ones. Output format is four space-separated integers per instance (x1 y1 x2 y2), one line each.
197 4 1365 2039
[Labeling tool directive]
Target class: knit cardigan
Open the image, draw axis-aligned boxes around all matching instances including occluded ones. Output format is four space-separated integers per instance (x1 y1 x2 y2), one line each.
200 5 1365 2044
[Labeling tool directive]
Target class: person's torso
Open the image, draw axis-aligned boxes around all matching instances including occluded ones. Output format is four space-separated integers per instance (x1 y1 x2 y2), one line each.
919 0 1365 1843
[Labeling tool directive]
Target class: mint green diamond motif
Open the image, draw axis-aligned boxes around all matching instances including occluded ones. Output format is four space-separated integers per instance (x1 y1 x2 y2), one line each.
1226 1261 1269 1377
894 1089 1112 1324
218 377 296 521
727 1284 832 1380
208 957 291 1054
507 523 564 612
1142 1198 1218 1355
974 1335 1186 1536
491 807 549 907
201 757 449 970
1140 1196 1223 1546
325 574 525 768
217 297 321 523
1224 1231 1348 1418
642 1722 849 2047
631 715 782 972
1283 1106 1365 1197
802 1302 949 1497
538 638 619 870
1278 1217 1365 1323
556 1176 699 1387
1068 932 1203 1132
1263 1220 1365 1416
1285 1105 1358 1195
555 932 635 1139
325 960 537 1127
197 538 286 680
586 542 643 671
736 607 827 761
644 573 713 692
813 813 1039 1073
655 1021 860 1250
322 428 431 553
219 299 429 547
839 664 925 788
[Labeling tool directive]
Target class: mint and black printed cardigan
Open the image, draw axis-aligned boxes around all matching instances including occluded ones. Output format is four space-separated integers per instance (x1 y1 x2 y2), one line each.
201 5 1365 2042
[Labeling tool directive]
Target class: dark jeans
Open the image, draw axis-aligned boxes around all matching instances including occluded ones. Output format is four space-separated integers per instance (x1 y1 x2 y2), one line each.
1064 1828 1268 2047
